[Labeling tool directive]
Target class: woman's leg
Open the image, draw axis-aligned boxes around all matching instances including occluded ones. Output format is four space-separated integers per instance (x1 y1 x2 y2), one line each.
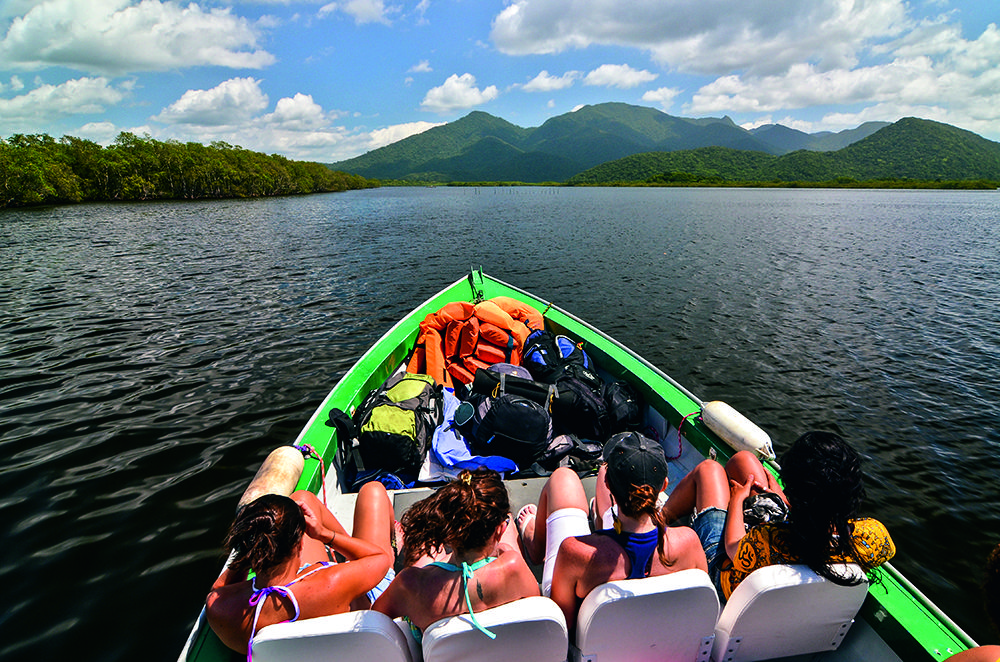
593 464 613 529
348 481 396 610
660 459 729 523
352 481 395 559
518 466 589 565
725 451 787 504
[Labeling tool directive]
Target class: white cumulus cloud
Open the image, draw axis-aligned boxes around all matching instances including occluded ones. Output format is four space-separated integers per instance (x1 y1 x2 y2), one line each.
642 86 682 110
263 93 332 131
153 77 270 126
584 64 657 88
521 70 579 92
368 121 442 149
319 0 396 25
0 77 126 130
145 79 445 161
0 0 276 75
420 73 498 113
491 0 909 77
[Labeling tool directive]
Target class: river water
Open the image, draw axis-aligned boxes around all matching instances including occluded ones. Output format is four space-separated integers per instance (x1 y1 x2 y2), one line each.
2 187 999 660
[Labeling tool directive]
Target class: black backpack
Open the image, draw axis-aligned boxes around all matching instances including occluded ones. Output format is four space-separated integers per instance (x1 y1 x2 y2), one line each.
350 373 443 478
522 330 593 383
603 379 642 433
549 362 612 442
457 393 552 470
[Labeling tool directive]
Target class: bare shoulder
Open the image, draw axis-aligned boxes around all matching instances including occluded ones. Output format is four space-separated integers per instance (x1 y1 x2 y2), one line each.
204 584 251 652
558 532 603 560
668 524 704 549
205 581 247 615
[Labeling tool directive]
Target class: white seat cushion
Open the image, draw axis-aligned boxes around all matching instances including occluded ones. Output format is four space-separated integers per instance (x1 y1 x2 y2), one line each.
421 596 568 662
712 563 868 662
252 610 413 662
572 569 720 662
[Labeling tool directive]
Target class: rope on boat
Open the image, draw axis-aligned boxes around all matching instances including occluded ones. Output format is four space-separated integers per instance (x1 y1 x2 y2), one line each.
666 410 701 461
294 444 327 506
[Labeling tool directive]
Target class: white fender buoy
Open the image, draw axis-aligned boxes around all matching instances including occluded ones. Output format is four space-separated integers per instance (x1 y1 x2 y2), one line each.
237 446 305 511
701 401 776 462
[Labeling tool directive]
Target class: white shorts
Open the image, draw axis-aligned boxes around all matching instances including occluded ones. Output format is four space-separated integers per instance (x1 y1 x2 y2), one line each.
541 507 590 597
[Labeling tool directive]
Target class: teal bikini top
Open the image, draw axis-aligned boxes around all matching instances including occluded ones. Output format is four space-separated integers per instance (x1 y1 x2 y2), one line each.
413 556 498 641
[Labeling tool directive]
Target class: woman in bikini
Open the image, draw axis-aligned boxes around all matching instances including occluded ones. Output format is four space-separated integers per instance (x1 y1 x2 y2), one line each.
205 481 394 656
372 469 539 641
661 430 895 601
516 432 708 632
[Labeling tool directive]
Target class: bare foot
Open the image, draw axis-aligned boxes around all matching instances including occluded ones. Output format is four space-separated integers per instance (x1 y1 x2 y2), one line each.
516 504 538 564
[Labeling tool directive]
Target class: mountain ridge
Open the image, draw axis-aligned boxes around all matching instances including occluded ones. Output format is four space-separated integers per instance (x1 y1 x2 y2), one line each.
328 104 997 183
569 118 1000 184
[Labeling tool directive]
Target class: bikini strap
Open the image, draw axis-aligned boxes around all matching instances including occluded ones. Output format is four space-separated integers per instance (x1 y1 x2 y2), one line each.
247 581 300 662
245 562 332 661
427 557 498 639
459 560 497 640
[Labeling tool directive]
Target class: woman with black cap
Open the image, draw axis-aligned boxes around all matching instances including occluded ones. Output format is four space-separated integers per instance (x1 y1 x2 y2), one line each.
516 431 707 631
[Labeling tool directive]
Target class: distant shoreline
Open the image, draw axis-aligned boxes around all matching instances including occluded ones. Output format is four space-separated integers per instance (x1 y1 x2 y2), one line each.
380 179 1000 190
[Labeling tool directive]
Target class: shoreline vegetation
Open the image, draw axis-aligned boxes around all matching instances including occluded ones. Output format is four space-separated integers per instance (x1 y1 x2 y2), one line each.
1 133 378 210
389 178 999 189
4 131 997 211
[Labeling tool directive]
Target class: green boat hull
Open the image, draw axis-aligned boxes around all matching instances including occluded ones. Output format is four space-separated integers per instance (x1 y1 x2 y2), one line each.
179 270 976 662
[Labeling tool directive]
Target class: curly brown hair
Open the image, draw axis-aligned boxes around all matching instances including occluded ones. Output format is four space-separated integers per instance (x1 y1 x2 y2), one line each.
401 469 509 566
225 494 305 575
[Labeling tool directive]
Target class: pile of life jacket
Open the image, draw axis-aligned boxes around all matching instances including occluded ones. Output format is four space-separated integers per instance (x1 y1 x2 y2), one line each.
406 296 543 388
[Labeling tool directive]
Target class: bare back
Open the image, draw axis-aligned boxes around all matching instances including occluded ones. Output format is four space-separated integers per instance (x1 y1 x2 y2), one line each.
372 545 539 631
206 557 383 652
550 524 707 631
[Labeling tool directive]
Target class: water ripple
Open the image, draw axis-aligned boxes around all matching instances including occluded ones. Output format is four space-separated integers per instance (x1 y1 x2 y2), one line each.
2 189 1000 660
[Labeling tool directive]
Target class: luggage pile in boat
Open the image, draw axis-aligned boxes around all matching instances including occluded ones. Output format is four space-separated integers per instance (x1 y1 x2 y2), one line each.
329 297 645 492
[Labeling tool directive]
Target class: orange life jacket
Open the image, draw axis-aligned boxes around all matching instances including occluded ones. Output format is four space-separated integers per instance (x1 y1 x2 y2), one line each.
407 296 544 389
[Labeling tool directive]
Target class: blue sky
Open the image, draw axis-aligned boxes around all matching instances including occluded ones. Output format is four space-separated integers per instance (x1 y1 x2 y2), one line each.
1 0 998 162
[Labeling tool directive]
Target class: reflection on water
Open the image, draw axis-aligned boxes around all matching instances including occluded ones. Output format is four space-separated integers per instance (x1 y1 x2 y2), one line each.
1 188 999 660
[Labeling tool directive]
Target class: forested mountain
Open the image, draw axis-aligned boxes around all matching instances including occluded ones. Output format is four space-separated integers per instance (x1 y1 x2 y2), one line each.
1 133 376 208
328 103 900 183
748 121 888 153
568 118 1000 184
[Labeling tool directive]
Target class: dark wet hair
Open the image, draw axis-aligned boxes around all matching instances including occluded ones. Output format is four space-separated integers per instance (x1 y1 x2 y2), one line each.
225 494 305 575
781 431 870 585
401 469 509 566
608 478 673 567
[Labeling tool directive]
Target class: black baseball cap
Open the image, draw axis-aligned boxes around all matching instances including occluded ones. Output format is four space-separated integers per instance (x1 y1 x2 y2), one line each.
604 431 669 496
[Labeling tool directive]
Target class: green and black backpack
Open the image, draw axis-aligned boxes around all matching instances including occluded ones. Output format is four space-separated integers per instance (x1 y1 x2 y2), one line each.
349 372 443 479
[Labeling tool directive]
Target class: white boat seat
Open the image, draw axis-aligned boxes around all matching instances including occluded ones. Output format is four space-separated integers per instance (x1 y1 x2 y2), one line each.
421 596 569 662
251 609 414 662
712 563 869 662
571 569 720 662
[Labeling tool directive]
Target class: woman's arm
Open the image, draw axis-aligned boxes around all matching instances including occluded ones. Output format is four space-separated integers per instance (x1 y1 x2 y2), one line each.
296 491 388 563
723 474 756 560
371 568 410 619
549 539 587 633
210 563 246 591
674 527 709 572
496 544 542 598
